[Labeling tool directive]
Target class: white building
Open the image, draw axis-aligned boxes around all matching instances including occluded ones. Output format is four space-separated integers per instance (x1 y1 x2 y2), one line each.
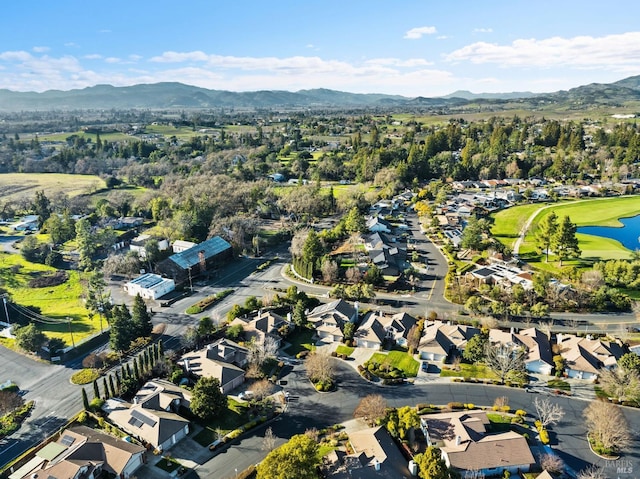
124 273 175 300
172 240 196 253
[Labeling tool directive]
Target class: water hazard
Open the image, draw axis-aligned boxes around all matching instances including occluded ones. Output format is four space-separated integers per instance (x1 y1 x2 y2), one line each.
577 214 640 250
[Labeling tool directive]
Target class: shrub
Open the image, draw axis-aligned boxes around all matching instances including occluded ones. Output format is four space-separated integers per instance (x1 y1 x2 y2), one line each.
89 397 105 412
71 369 100 385
331 351 338 357
539 428 550 444
77 411 88 424
28 270 68 288
448 402 464 410
465 403 475 410
515 409 526 417
534 420 543 431
500 405 510 413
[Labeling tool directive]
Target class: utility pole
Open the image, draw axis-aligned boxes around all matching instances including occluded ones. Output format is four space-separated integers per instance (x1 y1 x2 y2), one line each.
2 296 10 326
67 317 76 348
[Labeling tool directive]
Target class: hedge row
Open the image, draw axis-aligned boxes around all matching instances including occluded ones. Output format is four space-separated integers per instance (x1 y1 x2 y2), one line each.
186 289 234 314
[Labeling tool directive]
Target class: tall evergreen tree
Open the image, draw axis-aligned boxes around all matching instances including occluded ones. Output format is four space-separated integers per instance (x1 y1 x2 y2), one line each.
81 388 90 410
535 211 558 262
131 294 153 338
33 190 51 229
109 304 134 354
103 378 110 399
92 379 100 399
552 215 581 266
108 375 116 398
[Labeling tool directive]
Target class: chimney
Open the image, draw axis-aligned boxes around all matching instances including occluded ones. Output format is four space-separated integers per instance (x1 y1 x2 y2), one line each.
455 435 461 446
183 359 190 372
408 460 418 476
374 459 380 471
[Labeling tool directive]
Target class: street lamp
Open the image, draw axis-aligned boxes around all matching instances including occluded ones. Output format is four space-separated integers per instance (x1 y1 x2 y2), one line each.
67 317 76 348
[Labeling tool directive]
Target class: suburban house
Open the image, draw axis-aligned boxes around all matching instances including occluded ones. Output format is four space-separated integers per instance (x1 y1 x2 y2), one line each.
230 309 289 347
467 260 534 291
421 410 535 477
157 235 233 284
362 231 407 277
178 338 248 394
172 240 196 253
366 215 392 233
355 311 417 349
489 328 554 375
123 273 176 300
10 425 146 479
307 299 358 343
322 425 411 479
418 321 480 362
106 379 192 452
557 333 626 380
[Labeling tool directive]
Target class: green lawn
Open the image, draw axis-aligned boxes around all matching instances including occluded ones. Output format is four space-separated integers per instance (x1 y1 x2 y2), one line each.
0 253 100 342
35 130 135 142
192 399 250 446
368 351 419 377
335 344 355 356
282 327 316 356
493 196 640 262
440 363 499 380
547 379 571 391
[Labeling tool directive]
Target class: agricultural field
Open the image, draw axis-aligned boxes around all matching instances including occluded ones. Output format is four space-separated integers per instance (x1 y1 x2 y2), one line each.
35 130 135 142
0 173 105 201
143 123 202 139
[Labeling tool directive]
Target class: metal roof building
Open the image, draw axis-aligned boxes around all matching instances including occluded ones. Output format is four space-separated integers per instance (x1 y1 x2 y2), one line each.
158 236 233 284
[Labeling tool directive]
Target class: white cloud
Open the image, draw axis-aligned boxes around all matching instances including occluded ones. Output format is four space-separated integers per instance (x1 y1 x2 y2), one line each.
84 54 102 60
0 51 33 62
99 29 111 33
365 58 433 67
437 35 449 40
64 42 78 48
446 31 640 70
473 28 493 33
33 46 50 53
404 26 437 40
105 57 121 63
128 54 142 61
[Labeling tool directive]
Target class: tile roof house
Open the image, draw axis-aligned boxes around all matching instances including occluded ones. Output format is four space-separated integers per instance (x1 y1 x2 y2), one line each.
355 311 417 349
421 410 535 477
322 426 411 479
230 309 289 347
557 333 626 380
418 321 480 362
489 328 554 375
11 426 145 479
178 338 248 393
107 399 190 452
307 299 358 343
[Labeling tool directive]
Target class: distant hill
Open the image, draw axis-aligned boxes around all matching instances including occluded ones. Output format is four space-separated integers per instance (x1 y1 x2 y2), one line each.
1 75 640 111
441 90 538 100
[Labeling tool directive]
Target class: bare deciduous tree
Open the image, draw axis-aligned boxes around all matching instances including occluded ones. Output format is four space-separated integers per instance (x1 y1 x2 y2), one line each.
533 397 565 428
248 336 279 368
0 390 24 416
493 396 509 409
262 426 277 452
304 427 319 442
484 343 526 383
597 367 640 403
539 453 564 474
581 270 604 291
584 399 632 453
345 266 362 283
577 465 606 479
290 229 309 258
407 324 421 355
353 394 388 426
321 258 339 283
305 350 335 384
251 379 274 402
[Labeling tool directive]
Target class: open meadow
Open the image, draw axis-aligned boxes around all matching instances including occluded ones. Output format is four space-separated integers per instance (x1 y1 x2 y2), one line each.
0 173 105 201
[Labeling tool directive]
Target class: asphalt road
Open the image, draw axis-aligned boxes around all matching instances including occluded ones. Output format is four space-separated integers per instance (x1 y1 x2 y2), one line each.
188 360 640 479
0 346 83 468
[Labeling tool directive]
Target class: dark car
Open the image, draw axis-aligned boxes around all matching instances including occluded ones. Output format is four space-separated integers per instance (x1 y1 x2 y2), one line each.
421 361 429 372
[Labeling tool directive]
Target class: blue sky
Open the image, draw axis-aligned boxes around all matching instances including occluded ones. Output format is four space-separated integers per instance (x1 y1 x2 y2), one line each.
1 0 640 96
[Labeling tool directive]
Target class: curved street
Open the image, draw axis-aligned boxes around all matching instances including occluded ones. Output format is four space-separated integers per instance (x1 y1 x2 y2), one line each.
185 360 640 479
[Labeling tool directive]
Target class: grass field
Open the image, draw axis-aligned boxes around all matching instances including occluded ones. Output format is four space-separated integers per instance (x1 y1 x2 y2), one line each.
192 399 250 446
0 253 99 342
368 351 419 377
36 130 135 142
440 363 499 380
493 196 640 262
0 173 105 201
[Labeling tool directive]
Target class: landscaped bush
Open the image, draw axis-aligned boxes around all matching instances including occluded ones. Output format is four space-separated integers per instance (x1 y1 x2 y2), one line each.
515 409 526 417
465 403 475 410
448 402 464 410
71 368 100 385
539 428 550 444
186 289 234 314
89 398 105 412
0 400 34 437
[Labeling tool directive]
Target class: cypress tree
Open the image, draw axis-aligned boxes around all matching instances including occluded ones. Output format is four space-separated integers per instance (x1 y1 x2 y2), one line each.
103 378 110 399
115 370 122 392
81 387 90 410
126 363 132 378
92 379 100 399
108 375 116 398
133 359 140 381
143 350 150 372
158 340 164 358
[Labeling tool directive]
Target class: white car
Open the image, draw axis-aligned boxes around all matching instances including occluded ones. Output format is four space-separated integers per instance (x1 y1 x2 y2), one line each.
238 391 253 400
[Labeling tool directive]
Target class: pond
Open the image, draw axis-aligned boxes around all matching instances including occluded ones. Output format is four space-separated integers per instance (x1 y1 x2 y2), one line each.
577 214 640 250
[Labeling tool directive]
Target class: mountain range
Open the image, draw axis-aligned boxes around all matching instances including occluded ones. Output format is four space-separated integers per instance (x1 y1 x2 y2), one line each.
1 75 640 111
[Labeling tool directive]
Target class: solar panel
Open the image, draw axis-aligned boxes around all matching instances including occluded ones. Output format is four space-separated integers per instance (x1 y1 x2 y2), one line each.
128 417 144 428
60 435 75 447
131 409 157 427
